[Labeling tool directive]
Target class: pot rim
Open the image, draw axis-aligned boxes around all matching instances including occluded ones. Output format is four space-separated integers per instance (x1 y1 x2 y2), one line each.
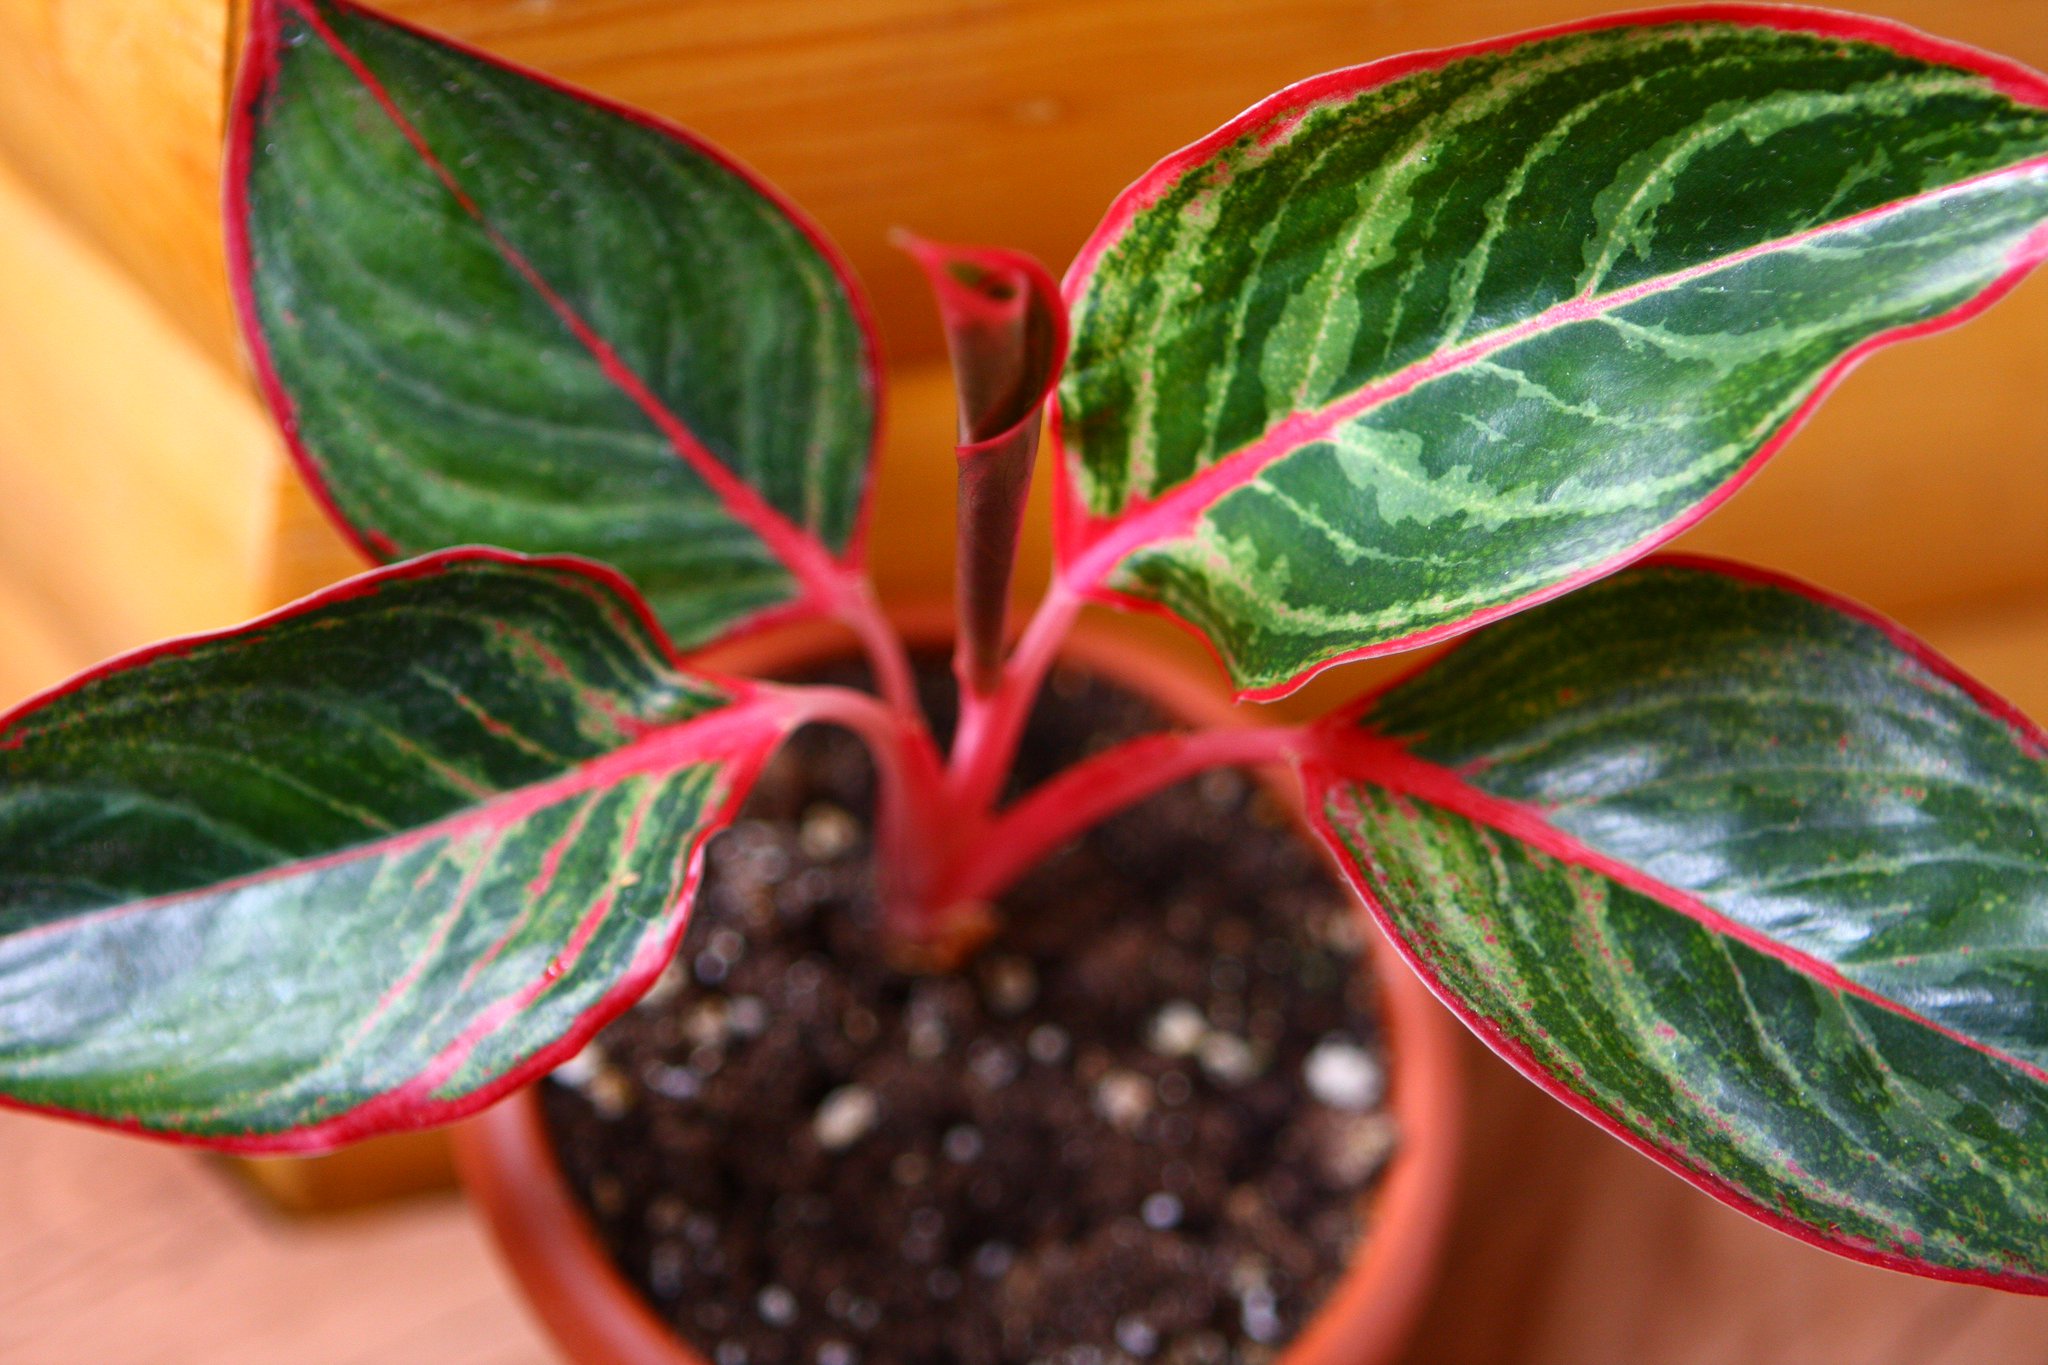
453 606 1463 1365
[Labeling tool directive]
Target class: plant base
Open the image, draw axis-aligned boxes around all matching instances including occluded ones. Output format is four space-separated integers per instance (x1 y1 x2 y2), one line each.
455 620 1462 1365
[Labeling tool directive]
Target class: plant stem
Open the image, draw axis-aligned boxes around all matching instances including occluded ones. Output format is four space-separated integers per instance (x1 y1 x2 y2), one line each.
894 234 1068 702
767 680 957 940
947 574 1083 810
832 573 923 721
953 444 1037 699
940 721 1307 907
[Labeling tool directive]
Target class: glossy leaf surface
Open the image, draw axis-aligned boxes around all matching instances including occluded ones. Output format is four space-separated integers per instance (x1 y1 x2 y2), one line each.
230 0 879 652
1058 7 2048 697
1305 560 2048 1287
0 553 789 1150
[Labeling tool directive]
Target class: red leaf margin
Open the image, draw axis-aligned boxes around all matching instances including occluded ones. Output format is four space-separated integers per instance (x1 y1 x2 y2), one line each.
223 0 890 653
1050 3 2048 704
0 546 791 1155
1299 550 2048 1292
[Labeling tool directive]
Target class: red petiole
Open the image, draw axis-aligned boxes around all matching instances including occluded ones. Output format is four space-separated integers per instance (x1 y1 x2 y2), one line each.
788 553 1298 957
945 575 1084 811
829 571 923 721
783 233 1303 960
939 719 1308 909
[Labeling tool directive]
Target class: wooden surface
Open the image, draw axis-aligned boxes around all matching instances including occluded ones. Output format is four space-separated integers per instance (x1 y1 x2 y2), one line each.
10 1013 2048 1364
3 0 2046 370
0 158 280 669
4 0 2048 1360
0 1108 550 1365
0 0 244 367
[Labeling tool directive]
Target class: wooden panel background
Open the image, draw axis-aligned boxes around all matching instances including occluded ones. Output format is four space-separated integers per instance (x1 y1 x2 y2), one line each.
0 0 2040 672
1 1 2047 1361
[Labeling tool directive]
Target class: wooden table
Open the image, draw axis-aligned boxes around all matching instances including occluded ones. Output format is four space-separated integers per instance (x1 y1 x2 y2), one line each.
9 1021 2048 1364
1406 1033 2048 1364
0 1108 550 1365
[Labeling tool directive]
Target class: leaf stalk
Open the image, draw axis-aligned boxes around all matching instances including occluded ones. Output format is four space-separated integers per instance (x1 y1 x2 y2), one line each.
938 721 1308 908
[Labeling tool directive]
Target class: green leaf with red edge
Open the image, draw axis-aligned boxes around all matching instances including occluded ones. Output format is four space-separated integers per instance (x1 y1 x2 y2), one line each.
899 235 1069 692
0 552 793 1151
1303 559 2048 1288
228 0 880 655
1055 7 2048 699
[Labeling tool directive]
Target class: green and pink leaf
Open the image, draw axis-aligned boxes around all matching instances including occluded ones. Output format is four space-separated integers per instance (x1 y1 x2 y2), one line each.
0 552 794 1151
228 0 882 655
1056 6 2048 697
1304 558 2048 1287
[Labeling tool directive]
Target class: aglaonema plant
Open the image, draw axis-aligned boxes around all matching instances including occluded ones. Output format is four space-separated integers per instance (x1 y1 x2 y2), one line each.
3 0 2047 1299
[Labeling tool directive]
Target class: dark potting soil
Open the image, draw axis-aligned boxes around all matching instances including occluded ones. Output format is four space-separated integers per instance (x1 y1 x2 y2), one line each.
541 659 1396 1365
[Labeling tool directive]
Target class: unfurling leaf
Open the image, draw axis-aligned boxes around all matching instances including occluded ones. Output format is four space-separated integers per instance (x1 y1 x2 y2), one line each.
229 0 880 653
899 234 1069 691
1057 9 2048 697
1304 559 2048 1288
0 553 791 1150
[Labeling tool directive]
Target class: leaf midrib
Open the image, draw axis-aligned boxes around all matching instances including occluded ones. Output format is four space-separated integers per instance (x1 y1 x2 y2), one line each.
1316 727 2048 1090
271 0 854 607
0 697 779 953
1063 151 2048 590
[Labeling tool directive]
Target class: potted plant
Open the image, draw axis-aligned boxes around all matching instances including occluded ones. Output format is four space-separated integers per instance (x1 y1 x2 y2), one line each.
3 0 2048 1358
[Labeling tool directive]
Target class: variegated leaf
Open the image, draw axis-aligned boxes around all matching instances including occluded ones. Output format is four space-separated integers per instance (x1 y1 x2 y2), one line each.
0 553 791 1150
1058 8 2048 697
1305 559 2048 1288
229 0 879 653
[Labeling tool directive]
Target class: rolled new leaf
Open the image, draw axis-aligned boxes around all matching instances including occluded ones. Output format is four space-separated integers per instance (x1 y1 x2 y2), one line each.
1057 7 2048 697
228 0 880 652
1304 559 2048 1287
899 235 1068 692
0 552 792 1151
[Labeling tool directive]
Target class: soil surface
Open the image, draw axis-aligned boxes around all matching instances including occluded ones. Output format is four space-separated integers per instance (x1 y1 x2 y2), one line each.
542 659 1395 1365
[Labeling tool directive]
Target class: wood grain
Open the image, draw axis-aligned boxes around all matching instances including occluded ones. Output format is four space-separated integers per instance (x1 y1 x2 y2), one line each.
0 0 242 366
0 156 278 672
0 1109 553 1365
0 0 2040 668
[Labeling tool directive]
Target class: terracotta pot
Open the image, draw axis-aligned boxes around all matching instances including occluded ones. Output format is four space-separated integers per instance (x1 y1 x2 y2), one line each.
453 608 1463 1365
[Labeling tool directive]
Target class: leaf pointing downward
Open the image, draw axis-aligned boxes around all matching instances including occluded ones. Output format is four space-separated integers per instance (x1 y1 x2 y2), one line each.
1305 560 2048 1288
1057 7 2048 697
229 0 880 654
0 553 791 1150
